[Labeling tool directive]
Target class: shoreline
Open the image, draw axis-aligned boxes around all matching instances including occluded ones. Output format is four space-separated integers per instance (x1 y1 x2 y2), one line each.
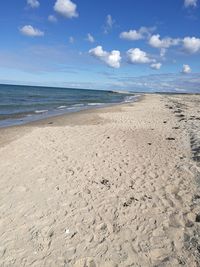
1 92 200 130
0 94 200 266
0 95 141 130
0 95 143 148
0 84 140 129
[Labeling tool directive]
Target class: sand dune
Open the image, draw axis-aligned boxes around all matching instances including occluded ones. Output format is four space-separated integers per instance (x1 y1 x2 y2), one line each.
0 94 200 266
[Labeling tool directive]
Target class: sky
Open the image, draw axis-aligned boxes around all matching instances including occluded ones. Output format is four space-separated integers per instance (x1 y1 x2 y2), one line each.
0 0 200 92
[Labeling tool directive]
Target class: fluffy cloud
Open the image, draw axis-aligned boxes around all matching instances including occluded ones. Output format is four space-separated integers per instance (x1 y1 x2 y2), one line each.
104 15 115 33
20 25 44 37
126 48 161 70
54 0 78 18
48 15 57 23
184 0 198 7
127 48 153 64
183 37 200 53
27 0 40 8
151 62 162 70
90 46 106 57
149 35 200 55
120 30 143 41
149 34 180 49
89 46 121 68
182 64 192 74
86 33 95 43
120 27 155 41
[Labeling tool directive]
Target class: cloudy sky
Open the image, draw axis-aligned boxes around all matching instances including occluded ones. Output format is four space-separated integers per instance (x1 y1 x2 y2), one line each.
0 0 200 92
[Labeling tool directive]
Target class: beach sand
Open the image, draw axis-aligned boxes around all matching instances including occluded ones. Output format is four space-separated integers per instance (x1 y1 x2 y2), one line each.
0 94 200 267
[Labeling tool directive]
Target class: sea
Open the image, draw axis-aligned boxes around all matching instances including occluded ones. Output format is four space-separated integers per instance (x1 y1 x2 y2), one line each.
0 84 137 128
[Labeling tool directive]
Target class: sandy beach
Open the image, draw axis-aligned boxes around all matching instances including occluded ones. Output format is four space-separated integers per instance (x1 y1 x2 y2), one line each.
0 94 200 267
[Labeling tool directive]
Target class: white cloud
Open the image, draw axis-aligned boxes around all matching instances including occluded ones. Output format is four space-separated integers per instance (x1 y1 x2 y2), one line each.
89 46 121 68
151 62 162 70
126 48 162 69
120 27 155 41
127 48 153 64
54 0 78 18
90 46 106 57
105 50 121 68
183 37 200 53
182 64 192 74
27 0 40 8
120 30 143 41
149 34 180 49
184 0 198 7
86 33 95 43
149 35 200 55
139 26 156 37
69 36 74 43
104 15 115 33
20 25 44 37
48 15 57 23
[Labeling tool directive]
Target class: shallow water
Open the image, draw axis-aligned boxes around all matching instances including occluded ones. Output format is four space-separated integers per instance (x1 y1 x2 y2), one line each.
0 84 136 127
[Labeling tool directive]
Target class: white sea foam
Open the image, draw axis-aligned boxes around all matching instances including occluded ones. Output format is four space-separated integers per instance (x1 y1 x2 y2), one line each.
67 107 76 110
73 104 85 107
87 103 104 106
124 95 140 103
35 110 48 114
57 106 67 109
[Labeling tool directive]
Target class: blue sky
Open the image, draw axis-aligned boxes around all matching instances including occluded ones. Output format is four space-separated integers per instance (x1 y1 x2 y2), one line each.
0 0 200 92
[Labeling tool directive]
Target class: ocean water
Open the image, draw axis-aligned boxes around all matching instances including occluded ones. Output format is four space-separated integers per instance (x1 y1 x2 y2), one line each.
0 84 137 127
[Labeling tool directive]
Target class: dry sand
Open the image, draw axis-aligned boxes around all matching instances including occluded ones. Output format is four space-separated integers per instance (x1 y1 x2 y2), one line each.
0 94 200 267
